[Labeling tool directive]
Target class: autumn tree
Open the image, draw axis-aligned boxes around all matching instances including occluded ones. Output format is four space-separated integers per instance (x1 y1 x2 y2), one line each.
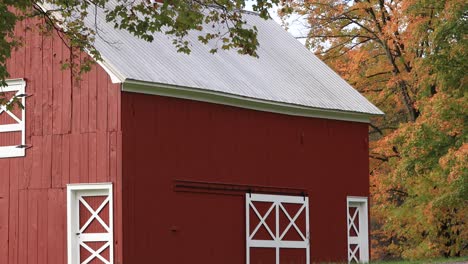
281 0 467 259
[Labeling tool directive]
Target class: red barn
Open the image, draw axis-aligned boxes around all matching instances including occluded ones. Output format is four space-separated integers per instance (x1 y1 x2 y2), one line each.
0 4 383 264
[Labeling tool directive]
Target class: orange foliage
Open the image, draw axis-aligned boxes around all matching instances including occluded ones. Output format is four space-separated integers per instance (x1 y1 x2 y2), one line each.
282 0 467 259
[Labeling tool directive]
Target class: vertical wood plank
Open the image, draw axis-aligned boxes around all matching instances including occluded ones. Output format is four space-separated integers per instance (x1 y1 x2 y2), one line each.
5 57 14 76
46 189 58 264
18 190 27 264
37 190 48 264
88 67 97 132
108 81 118 132
89 132 97 183
42 134 52 188
96 68 108 132
80 57 89 134
115 131 123 263
24 18 35 141
26 94 35 144
42 34 53 136
8 159 21 264
51 134 62 188
52 34 63 135
69 133 80 184
96 131 109 183
19 16 27 77
32 20 43 136
21 147 33 190
0 160 10 264
61 43 72 134
13 17 25 78
47 189 65 264
116 83 121 132
27 190 39 264
79 133 89 183
61 134 71 186
109 131 118 183
71 77 81 134
6 9 20 73
29 136 43 189
61 189 67 264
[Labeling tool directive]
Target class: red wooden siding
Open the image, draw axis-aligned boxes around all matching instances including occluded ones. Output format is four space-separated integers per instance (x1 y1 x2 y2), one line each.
121 92 370 263
0 17 122 264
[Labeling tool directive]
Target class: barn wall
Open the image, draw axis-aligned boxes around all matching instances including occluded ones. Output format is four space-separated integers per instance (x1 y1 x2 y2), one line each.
121 92 370 263
0 17 123 264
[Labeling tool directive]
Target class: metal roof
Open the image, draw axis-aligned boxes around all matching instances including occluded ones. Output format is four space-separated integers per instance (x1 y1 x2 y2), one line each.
84 3 383 116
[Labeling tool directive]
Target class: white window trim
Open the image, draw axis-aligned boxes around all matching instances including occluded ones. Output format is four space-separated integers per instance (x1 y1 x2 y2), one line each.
346 196 369 263
0 78 26 158
67 183 114 264
246 193 310 264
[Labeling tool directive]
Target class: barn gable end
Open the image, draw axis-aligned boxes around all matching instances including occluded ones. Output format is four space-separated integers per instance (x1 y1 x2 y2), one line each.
0 16 123 264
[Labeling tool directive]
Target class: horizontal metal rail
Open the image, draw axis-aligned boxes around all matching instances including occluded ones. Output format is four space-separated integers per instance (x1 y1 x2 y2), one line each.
173 179 308 197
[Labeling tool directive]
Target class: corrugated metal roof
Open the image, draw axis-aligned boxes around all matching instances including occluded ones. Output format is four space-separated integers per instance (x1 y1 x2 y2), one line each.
83 2 383 116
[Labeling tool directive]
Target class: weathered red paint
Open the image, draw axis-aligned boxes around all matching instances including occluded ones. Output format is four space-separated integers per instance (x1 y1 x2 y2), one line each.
0 17 123 264
121 92 370 263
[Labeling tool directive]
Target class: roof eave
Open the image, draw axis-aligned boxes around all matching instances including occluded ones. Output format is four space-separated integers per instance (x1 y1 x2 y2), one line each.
95 58 126 83
122 79 382 123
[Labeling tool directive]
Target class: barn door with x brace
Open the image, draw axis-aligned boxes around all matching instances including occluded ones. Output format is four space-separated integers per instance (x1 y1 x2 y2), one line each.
347 197 369 263
67 184 113 264
246 193 310 264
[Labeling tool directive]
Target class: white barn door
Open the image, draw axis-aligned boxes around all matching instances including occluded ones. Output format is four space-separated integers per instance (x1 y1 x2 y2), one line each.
67 184 113 264
347 197 369 263
246 193 310 264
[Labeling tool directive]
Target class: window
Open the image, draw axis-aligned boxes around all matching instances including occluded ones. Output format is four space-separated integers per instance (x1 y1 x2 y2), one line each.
246 193 310 264
347 197 369 263
67 183 114 264
0 79 26 158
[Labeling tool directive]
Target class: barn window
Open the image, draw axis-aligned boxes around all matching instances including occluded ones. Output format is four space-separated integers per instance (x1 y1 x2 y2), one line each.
0 79 26 158
246 193 310 264
67 183 114 264
347 197 369 263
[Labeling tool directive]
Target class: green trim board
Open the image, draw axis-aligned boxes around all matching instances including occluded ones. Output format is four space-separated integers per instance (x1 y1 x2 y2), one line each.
122 79 381 123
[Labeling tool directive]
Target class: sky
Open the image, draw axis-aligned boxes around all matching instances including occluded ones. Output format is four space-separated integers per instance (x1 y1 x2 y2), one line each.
244 0 309 45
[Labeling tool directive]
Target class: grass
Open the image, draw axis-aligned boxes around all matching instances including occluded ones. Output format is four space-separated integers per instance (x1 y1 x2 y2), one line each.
316 257 468 264
372 256 468 264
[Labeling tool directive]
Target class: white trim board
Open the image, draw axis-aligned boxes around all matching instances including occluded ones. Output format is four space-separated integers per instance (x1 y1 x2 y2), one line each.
122 80 378 123
67 183 114 264
346 196 369 263
95 57 125 84
0 78 26 158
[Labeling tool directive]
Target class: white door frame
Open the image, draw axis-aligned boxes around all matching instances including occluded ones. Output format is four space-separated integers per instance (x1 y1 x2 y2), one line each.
0 78 26 158
246 193 310 264
67 183 113 264
346 196 369 263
